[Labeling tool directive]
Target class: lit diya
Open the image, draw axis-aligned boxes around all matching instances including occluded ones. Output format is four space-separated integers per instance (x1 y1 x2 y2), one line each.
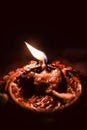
0 42 82 112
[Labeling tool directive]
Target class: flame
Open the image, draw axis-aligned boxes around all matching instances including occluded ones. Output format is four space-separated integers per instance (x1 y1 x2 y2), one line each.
25 42 47 63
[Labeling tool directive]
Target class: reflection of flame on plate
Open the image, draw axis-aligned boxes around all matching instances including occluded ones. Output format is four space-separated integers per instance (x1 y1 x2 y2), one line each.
5 61 82 113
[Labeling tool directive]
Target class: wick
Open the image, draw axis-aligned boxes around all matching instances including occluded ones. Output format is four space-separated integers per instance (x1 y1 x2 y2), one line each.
40 60 46 69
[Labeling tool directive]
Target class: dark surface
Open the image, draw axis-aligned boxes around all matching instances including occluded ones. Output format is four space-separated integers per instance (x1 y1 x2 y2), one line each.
0 3 87 130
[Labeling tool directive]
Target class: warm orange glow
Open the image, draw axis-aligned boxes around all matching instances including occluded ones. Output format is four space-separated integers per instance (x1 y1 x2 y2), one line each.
25 42 47 63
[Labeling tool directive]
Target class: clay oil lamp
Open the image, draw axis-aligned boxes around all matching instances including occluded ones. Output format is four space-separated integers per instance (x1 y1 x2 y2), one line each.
0 42 82 113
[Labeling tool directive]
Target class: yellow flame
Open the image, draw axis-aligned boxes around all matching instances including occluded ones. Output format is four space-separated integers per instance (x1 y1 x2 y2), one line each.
25 42 47 62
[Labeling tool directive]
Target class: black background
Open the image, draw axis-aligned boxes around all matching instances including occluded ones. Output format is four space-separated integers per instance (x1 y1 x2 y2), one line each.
0 2 87 130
